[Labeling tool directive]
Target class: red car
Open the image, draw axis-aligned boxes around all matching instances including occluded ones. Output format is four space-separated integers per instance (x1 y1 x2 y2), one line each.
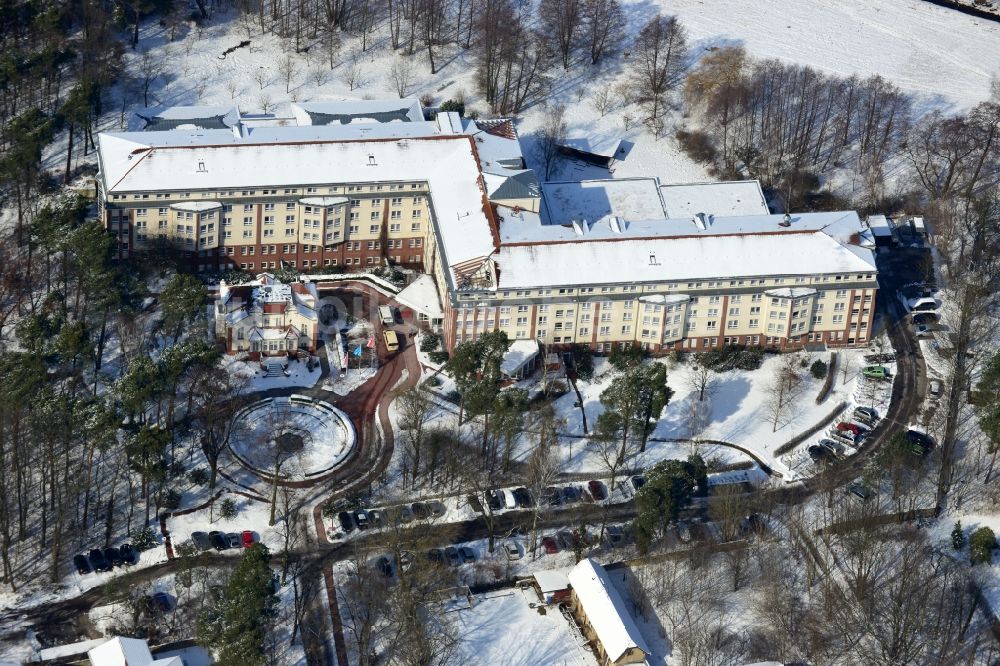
588 480 607 501
241 531 255 548
541 536 559 554
836 422 861 436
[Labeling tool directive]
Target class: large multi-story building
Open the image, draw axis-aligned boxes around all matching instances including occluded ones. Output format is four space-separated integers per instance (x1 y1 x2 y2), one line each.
96 100 878 355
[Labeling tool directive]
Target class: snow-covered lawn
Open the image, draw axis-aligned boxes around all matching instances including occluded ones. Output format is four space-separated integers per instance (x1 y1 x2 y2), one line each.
928 513 1000 615
448 587 597 666
551 350 871 478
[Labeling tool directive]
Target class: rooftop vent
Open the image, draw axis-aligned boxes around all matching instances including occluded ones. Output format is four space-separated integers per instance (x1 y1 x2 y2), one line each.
197 160 207 173
367 154 377 166
693 212 708 230
779 213 792 227
571 219 588 236
609 216 625 233
649 252 660 266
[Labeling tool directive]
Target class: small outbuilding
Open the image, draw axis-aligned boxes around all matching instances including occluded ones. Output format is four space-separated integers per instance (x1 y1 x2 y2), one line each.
532 569 571 604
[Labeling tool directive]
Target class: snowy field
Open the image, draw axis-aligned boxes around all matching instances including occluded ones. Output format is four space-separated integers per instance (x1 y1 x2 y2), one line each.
448 587 597 666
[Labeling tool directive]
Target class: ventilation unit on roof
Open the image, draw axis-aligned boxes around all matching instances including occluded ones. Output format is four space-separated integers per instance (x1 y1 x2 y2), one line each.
609 216 625 233
779 213 792 227
649 252 660 266
197 160 207 173
367 154 377 166
693 212 708 230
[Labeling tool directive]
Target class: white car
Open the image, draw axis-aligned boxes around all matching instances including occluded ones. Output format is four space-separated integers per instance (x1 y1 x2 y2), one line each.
503 541 522 560
501 489 517 510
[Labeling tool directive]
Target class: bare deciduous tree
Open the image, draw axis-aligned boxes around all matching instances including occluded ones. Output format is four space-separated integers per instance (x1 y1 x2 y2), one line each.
631 14 688 129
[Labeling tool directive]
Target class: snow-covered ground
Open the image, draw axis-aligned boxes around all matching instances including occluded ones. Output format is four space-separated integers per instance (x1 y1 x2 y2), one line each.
448 587 597 666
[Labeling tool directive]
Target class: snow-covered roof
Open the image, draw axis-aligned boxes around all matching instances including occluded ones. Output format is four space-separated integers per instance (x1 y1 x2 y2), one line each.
394 274 444 318
97 131 497 288
484 169 540 201
867 214 894 236
533 569 570 593
500 339 539 376
290 99 424 126
466 118 525 173
764 287 817 299
170 200 222 212
707 466 768 487
660 180 769 218
150 658 184 666
567 559 650 662
558 136 624 159
495 217 876 289
299 196 350 207
541 178 666 227
128 105 240 132
88 637 154 666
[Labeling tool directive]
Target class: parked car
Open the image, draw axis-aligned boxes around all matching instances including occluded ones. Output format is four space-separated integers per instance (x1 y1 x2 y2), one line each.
863 365 889 379
819 439 844 457
444 546 461 567
542 487 561 506
630 475 646 491
242 531 255 548
118 543 139 565
929 379 943 397
912 313 938 326
556 531 575 551
588 480 607 501
191 531 211 552
808 445 833 464
89 548 110 572
411 502 430 520
388 505 414 524
427 548 444 565
209 531 229 551
104 547 123 568
459 546 477 563
144 592 172 615
226 533 241 548
467 494 485 514
847 481 874 501
74 554 92 575
906 430 935 455
353 509 370 530
541 536 559 554
503 541 522 561
836 422 862 436
605 526 625 546
484 491 503 511
854 406 878 422
915 324 932 337
376 556 393 578
428 501 447 518
561 486 583 504
500 489 517 510
369 510 386 529
512 488 534 508
338 511 355 533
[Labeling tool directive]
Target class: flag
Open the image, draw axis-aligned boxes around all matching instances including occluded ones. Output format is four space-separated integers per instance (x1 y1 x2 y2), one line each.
341 353 349 368
353 345 363 357
366 335 376 349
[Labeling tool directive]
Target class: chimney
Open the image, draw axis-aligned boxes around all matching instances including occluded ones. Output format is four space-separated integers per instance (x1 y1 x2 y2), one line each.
693 213 707 231
779 213 792 227
197 159 207 173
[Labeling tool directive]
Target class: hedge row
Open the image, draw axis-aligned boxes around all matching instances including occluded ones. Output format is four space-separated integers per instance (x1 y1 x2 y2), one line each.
774 400 848 456
814 351 839 404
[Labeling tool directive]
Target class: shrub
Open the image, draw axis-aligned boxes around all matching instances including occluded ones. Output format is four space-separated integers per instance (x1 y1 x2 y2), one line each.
424 375 442 388
971 526 996 565
218 497 238 520
322 499 339 518
162 489 182 511
131 527 158 551
668 349 685 364
675 129 717 164
188 467 209 486
439 98 465 116
420 332 441 353
169 461 186 478
810 359 828 380
698 345 764 372
419 93 434 109
952 521 966 551
609 343 644 372
428 350 449 364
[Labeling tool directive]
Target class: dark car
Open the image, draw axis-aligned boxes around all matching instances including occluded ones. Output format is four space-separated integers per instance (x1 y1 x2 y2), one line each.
411 502 430 520
906 430 935 455
912 313 938 326
89 548 110 572
630 475 646 491
556 531 575 550
191 531 211 551
376 556 393 578
428 501 446 518
444 546 461 566
209 531 229 551
847 482 875 501
369 509 386 529
226 533 242 548
353 509 370 530
541 536 559 554
427 548 445 564
808 445 833 464
338 511 355 533
74 554 92 575
588 480 607 501
562 486 582 504
459 546 477 563
144 592 172 615
104 546 123 568
605 526 625 546
512 488 534 508
118 543 139 565
467 494 485 514
542 486 562 506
